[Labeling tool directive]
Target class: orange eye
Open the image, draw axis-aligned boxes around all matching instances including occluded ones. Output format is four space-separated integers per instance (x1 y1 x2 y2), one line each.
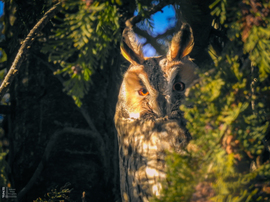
173 82 185 91
138 88 149 96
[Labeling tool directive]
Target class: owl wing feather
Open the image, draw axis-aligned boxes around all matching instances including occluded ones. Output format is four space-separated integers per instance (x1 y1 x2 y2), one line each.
115 116 191 201
115 23 196 202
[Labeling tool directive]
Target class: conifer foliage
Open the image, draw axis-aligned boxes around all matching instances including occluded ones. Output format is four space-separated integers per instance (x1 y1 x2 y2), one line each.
42 0 121 106
156 0 270 201
0 0 269 201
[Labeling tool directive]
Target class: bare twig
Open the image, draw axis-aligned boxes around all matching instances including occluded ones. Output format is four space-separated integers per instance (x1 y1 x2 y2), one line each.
0 2 62 100
17 127 94 201
133 27 166 55
125 1 169 28
79 106 99 134
82 191 86 202
155 27 177 40
250 65 258 116
125 1 177 55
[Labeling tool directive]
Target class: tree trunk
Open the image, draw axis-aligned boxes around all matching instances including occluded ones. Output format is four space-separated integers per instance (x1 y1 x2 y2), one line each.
2 0 219 201
3 0 122 201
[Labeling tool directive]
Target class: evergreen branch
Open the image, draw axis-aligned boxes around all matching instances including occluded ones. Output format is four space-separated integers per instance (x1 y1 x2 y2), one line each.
185 68 215 97
17 127 96 201
0 2 62 100
125 1 169 28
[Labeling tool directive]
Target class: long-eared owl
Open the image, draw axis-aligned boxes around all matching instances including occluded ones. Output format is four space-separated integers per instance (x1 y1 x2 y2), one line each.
114 24 198 202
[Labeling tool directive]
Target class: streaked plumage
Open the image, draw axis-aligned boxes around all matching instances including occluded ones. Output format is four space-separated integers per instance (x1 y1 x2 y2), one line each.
115 24 198 202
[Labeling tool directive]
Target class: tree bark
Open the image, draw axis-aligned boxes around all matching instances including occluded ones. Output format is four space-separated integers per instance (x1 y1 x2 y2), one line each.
3 0 122 201
0 2 61 100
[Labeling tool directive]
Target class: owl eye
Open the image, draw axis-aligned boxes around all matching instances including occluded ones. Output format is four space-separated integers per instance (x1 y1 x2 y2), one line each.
138 88 149 96
173 82 185 91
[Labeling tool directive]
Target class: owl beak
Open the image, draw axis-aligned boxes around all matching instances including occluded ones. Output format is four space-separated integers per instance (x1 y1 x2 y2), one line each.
153 95 168 117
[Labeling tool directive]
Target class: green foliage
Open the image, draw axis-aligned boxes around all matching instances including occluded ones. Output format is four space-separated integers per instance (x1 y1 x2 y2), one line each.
211 0 270 80
210 0 228 24
42 0 175 107
0 48 7 63
150 153 198 202
245 25 270 81
42 0 121 106
155 1 270 201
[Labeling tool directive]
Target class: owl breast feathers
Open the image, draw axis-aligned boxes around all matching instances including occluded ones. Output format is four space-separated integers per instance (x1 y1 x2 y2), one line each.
115 24 198 202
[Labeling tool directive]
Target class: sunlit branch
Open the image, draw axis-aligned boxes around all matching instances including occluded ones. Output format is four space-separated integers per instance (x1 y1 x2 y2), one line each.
0 2 62 100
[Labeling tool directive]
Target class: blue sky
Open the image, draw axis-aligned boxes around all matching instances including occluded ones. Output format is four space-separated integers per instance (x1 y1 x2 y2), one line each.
139 5 176 56
0 1 174 56
150 5 176 35
0 1 3 17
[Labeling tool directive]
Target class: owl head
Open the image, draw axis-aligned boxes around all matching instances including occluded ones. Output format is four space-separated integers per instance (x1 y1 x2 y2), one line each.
116 24 198 120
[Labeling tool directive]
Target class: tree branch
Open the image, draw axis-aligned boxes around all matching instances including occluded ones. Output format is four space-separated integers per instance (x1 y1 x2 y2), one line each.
133 27 166 55
0 2 62 100
155 26 177 40
79 106 100 134
134 26 178 55
125 1 169 28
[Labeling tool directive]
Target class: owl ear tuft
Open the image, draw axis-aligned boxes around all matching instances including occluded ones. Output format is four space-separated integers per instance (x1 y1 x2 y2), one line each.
121 28 144 65
167 24 194 61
